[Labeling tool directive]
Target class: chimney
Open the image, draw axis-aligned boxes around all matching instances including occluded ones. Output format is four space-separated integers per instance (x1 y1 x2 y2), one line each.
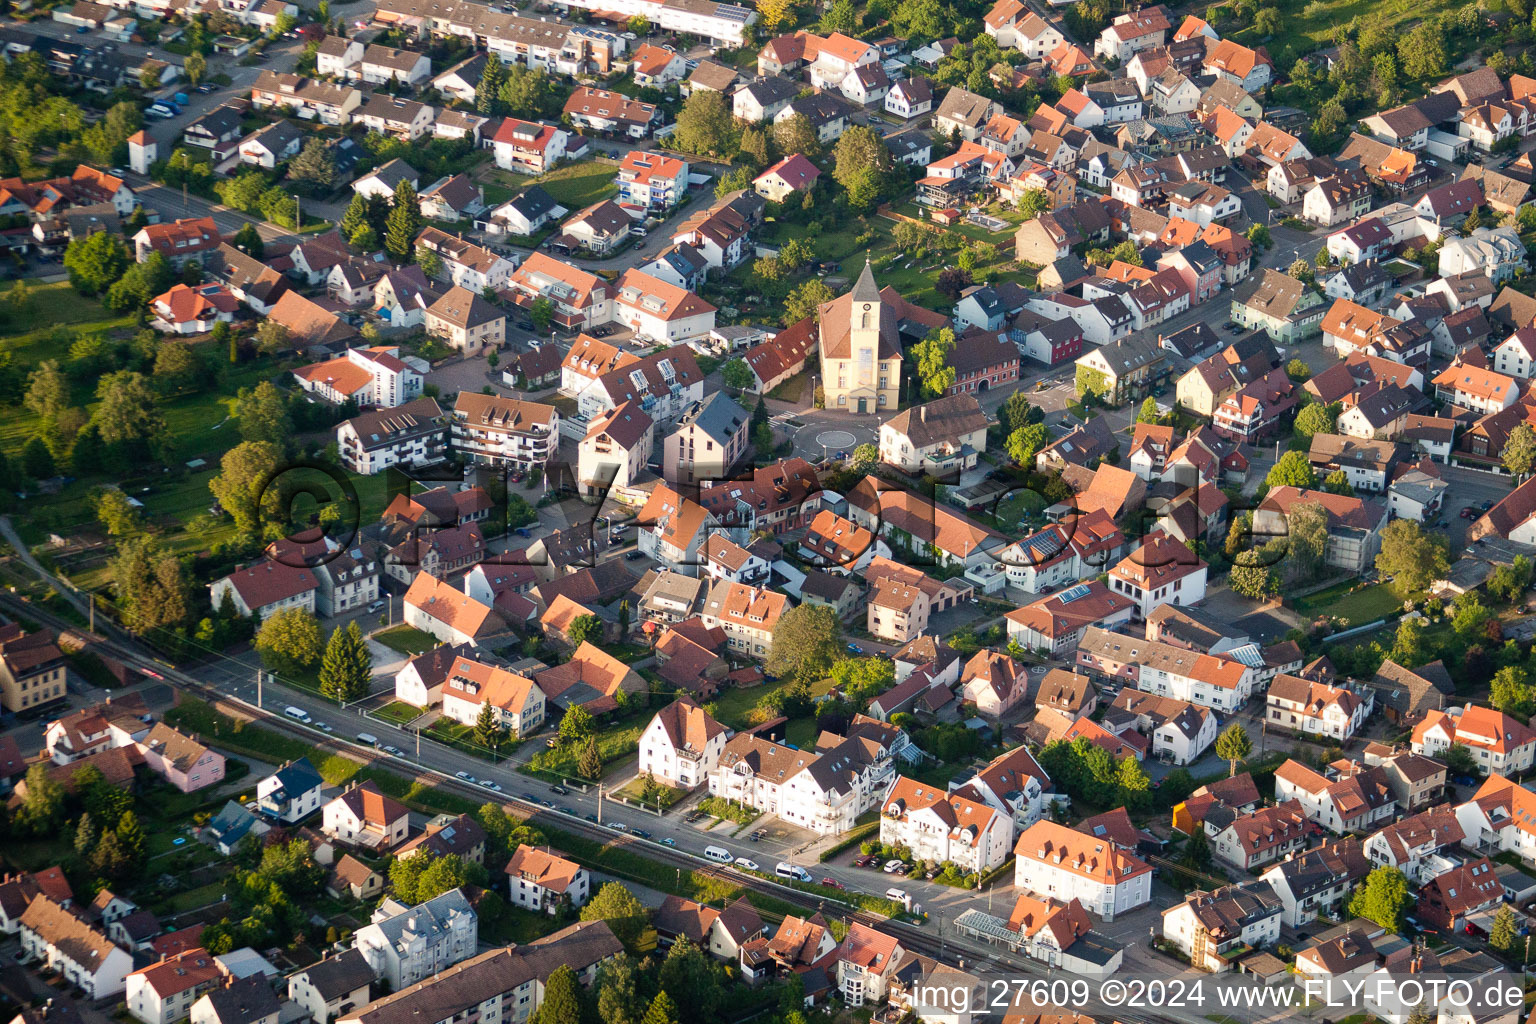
919 406 927 422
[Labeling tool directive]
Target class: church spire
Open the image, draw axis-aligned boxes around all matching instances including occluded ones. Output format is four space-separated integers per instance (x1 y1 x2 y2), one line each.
850 256 881 303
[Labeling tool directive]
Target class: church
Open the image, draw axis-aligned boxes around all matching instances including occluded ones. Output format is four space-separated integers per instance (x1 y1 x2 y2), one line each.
817 261 946 414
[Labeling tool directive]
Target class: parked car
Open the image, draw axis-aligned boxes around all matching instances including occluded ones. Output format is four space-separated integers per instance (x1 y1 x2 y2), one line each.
847 643 863 654
734 858 759 872
366 599 386 613
660 837 676 846
852 854 878 867
882 859 907 874
820 877 846 890
584 813 599 823
631 828 652 840
551 784 569 795
480 780 502 791
456 771 477 783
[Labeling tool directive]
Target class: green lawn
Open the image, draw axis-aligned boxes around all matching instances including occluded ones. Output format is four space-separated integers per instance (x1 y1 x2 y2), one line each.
477 160 618 214
376 701 426 725
373 626 437 655
1215 0 1465 58
1290 580 1408 624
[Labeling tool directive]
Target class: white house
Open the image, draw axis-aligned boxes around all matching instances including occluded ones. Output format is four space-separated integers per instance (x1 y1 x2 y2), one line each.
1012 820 1153 921
638 697 730 790
1414 704 1536 776
255 757 324 823
879 775 1013 874
321 780 410 852
503 844 590 915
353 888 477 990
439 658 546 740
1266 674 1371 741
1160 881 1282 973
20 896 135 999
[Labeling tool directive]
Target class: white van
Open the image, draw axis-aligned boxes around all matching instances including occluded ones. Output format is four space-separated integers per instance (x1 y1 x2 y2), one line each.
703 845 732 863
356 733 379 746
885 888 915 911
775 862 812 882
284 706 311 723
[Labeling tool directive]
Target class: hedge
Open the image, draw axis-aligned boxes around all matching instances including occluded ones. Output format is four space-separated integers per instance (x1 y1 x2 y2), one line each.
817 821 880 862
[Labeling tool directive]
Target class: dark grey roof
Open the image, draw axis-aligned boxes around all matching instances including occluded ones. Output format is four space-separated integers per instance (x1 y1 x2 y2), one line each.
507 184 559 221
676 391 748 445
850 259 881 303
300 949 374 1001
363 157 420 190
202 977 281 1024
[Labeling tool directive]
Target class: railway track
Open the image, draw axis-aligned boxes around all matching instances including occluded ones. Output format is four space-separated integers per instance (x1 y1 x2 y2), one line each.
0 593 998 973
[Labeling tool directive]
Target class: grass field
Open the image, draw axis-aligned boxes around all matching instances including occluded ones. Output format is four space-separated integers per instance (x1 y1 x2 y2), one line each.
1216 0 1465 55
1290 579 1408 623
478 160 618 213
373 626 438 656
375 701 426 725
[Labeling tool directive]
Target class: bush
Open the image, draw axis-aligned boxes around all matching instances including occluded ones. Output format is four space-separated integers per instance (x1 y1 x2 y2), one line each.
697 796 758 824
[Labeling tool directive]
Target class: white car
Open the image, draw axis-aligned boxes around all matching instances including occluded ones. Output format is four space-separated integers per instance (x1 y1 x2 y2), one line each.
734 858 759 872
883 859 907 874
455 771 477 783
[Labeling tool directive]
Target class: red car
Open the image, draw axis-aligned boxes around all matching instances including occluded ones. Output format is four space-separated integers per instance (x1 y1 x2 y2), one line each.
851 855 878 868
820 877 846 890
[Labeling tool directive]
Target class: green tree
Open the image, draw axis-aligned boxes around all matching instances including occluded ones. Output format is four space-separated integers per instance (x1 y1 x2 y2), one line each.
16 762 65 835
185 50 206 86
820 0 858 32
319 621 371 702
74 812 99 856
1265 450 1317 489
1389 616 1428 666
115 810 146 869
1349 865 1411 933
1504 423 1536 479
559 704 594 745
1215 722 1251 777
1136 397 1159 424
1228 561 1277 599
209 439 285 538
340 192 370 237
639 991 679 1024
721 358 753 391
255 606 325 677
63 231 130 295
529 296 556 331
21 435 54 479
95 370 166 457
1452 591 1492 641
912 328 957 399
384 180 421 261
1293 402 1338 442
1491 666 1536 718
94 487 143 537
1246 223 1272 249
596 956 644 1024
532 966 583 1024
289 137 338 189
658 938 722 1020
783 278 834 326
1115 755 1152 810
737 126 771 169
1287 358 1313 381
673 90 737 159
475 700 510 752
255 320 290 356
1323 470 1354 496
1375 519 1450 595
477 54 507 115
1005 423 1048 466
1490 905 1519 955
236 380 292 449
772 113 820 160
578 735 602 780
850 443 879 473
766 604 841 685
567 614 602 645
110 536 191 635
1443 742 1478 777
580 882 650 950
1398 21 1445 79
832 125 891 189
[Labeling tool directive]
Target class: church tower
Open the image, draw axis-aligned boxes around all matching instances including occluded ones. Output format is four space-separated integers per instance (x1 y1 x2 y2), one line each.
817 258 903 414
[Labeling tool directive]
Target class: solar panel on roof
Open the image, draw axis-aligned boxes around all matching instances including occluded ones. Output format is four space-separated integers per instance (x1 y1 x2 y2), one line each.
1058 583 1091 604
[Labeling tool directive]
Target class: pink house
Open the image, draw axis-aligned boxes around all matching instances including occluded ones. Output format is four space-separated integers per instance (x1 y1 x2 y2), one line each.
137 723 226 793
1156 243 1223 306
